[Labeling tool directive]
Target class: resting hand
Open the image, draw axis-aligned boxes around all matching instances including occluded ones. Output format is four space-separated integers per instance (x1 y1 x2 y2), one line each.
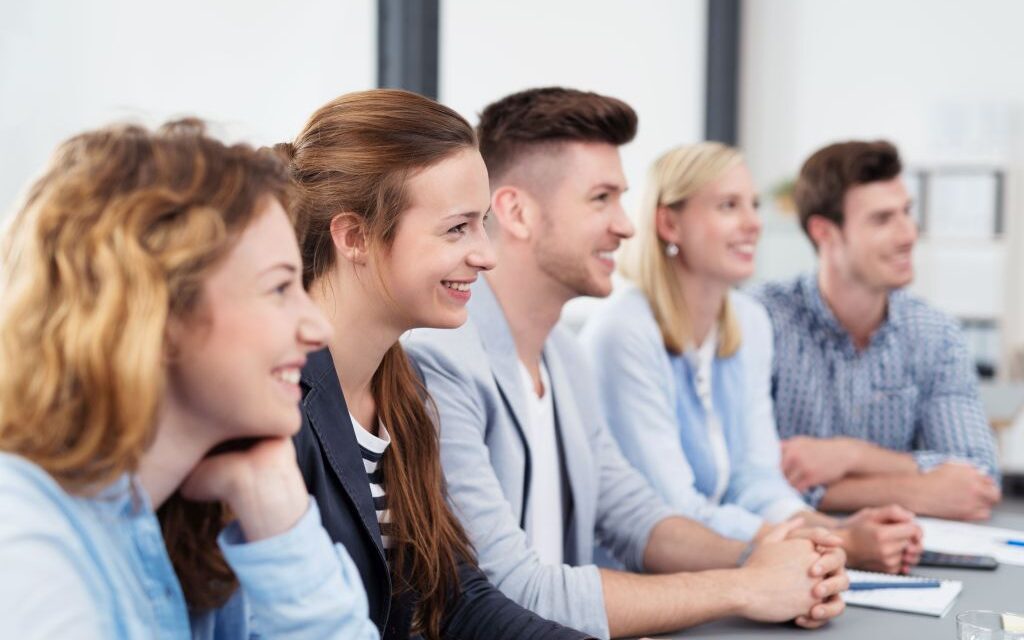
839 504 922 573
780 436 856 493
181 436 309 542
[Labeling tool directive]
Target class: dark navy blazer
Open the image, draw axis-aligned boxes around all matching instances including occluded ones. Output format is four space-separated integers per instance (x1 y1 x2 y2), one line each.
294 347 590 640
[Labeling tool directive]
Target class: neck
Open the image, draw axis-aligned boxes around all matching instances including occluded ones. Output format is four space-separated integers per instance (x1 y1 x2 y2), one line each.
485 248 569 370
311 274 404 424
672 262 729 347
817 263 888 349
138 406 217 509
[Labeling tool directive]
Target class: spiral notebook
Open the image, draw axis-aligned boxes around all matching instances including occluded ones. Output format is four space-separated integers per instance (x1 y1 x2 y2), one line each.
842 570 963 617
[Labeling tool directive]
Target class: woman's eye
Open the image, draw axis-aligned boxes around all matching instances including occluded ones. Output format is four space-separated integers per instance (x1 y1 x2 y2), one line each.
448 222 469 235
272 281 292 296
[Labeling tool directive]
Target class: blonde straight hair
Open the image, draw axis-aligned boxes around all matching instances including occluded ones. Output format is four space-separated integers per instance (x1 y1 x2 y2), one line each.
620 142 745 356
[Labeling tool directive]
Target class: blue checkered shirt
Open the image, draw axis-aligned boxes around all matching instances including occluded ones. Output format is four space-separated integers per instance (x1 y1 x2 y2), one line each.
752 273 999 507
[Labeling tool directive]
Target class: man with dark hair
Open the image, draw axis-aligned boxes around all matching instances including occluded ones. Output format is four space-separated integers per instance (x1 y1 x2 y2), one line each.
406 87 848 639
754 140 1000 522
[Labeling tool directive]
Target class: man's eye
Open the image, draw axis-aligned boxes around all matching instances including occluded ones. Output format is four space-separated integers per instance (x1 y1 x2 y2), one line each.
448 222 469 235
593 193 610 203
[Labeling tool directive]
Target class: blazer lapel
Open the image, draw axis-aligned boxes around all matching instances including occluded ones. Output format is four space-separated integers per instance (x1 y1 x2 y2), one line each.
301 348 386 560
470 278 534 525
542 338 588 565
471 278 532 452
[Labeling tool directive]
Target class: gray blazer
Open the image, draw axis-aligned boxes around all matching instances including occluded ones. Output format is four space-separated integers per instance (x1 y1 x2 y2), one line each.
404 279 675 639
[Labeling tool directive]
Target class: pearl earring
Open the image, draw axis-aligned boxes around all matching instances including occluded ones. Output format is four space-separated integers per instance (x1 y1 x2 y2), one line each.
665 242 679 257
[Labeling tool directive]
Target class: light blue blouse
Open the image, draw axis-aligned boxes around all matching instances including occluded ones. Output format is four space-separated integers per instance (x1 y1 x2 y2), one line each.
0 451 379 640
580 284 808 541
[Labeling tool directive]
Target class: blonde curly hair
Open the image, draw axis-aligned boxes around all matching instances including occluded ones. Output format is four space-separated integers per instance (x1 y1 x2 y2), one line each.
0 118 291 610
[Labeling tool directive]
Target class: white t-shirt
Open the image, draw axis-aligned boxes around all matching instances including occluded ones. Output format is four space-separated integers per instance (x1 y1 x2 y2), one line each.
683 326 731 505
517 359 564 566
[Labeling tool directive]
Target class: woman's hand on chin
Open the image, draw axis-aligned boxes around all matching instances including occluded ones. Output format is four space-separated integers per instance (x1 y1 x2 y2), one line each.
181 436 309 542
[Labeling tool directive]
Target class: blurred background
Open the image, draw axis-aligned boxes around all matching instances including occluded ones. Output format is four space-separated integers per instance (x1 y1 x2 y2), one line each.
4 0 1024 476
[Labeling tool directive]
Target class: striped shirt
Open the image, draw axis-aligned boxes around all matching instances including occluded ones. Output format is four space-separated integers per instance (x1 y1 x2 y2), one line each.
349 414 393 551
752 273 999 506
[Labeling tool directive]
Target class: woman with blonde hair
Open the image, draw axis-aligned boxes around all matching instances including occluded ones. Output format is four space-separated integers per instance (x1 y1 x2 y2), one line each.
282 89 588 640
0 120 377 638
581 142 923 574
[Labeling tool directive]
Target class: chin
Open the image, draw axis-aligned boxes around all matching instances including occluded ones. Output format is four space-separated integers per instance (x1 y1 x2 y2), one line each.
423 309 468 330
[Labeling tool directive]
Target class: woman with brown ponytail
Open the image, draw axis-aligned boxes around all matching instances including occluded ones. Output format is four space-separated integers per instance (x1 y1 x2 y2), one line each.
282 89 591 640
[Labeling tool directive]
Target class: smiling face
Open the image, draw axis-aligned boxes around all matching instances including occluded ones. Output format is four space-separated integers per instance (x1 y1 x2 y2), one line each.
826 177 917 292
667 162 761 287
164 198 331 442
377 147 495 329
531 141 634 299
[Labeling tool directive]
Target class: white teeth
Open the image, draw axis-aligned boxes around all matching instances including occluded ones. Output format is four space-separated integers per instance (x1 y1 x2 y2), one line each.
731 243 755 255
596 251 614 261
275 369 300 385
443 281 471 292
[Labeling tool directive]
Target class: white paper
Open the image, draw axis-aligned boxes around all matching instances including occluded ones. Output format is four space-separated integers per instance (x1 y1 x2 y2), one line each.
843 569 962 617
919 517 1024 566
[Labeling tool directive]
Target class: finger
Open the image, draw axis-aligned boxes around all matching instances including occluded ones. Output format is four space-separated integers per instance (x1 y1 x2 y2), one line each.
798 526 844 548
875 503 915 523
877 522 921 542
795 616 827 629
764 517 806 543
810 594 846 621
812 548 846 577
814 573 850 598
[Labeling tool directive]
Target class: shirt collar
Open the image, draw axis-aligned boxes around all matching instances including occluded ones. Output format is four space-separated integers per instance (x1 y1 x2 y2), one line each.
800 272 904 342
90 473 152 518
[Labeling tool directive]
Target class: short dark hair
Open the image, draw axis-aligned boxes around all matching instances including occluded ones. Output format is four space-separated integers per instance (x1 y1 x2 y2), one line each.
476 86 637 181
794 140 902 245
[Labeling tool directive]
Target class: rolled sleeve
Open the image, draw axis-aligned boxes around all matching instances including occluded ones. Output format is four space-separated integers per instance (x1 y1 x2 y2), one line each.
219 498 378 640
914 322 999 479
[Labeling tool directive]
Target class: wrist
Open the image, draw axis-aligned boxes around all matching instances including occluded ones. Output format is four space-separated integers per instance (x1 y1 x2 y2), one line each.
838 437 863 475
225 466 308 542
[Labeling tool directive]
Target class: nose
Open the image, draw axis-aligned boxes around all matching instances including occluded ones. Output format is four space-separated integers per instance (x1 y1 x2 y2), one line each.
467 228 497 271
901 213 919 244
611 204 635 239
743 203 763 236
297 292 332 350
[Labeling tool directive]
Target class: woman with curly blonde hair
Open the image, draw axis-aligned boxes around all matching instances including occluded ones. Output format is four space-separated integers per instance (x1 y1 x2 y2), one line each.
0 120 377 639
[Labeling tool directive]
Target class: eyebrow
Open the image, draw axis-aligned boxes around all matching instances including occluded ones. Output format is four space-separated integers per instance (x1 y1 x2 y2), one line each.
591 182 628 194
258 263 298 277
442 208 492 222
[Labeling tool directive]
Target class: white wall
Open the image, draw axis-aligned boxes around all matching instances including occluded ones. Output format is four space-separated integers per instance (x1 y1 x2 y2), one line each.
740 0 1024 372
441 0 707 323
0 0 376 216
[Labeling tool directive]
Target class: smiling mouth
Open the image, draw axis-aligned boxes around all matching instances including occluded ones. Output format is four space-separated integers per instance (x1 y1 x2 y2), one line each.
442 280 472 292
273 368 301 385
728 242 756 257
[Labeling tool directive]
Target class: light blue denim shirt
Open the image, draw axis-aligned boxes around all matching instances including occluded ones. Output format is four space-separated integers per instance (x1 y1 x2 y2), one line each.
0 451 378 640
753 273 999 506
580 284 807 542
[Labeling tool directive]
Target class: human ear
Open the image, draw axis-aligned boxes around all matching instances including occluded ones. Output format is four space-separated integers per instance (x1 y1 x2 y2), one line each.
655 204 683 246
491 186 533 241
806 215 834 249
329 213 368 264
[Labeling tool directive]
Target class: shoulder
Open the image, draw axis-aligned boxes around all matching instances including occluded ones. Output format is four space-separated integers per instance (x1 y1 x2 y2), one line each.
731 289 771 332
890 291 964 345
0 453 76 526
747 274 811 329
579 283 663 355
404 320 489 380
0 453 97 571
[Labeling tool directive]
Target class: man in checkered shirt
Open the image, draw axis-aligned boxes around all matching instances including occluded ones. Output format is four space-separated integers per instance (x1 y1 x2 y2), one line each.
753 140 1000 521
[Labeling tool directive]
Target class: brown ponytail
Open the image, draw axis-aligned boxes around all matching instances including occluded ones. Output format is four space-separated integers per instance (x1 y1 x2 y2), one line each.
286 89 476 638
